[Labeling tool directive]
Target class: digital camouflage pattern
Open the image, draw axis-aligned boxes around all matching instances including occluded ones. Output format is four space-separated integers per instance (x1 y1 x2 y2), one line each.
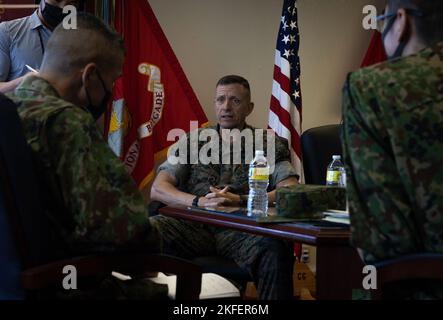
8 76 166 299
159 124 298 197
150 215 295 300
152 124 298 300
342 41 443 298
277 185 346 218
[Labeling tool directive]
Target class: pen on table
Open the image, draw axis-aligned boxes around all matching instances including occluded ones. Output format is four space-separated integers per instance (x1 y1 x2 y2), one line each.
25 65 38 73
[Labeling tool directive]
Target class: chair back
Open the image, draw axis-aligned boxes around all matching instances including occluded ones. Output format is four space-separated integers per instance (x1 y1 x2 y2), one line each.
0 181 25 299
0 94 55 298
373 253 443 299
301 125 342 185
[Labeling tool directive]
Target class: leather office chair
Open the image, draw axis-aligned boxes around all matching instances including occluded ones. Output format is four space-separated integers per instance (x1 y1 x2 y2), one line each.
301 125 342 185
372 253 443 300
0 94 202 300
0 183 25 300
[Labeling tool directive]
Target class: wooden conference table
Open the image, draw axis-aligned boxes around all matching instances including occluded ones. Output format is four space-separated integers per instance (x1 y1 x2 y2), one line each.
159 206 365 300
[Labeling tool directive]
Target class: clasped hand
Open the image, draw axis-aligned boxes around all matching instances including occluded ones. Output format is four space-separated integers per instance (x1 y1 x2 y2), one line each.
199 186 241 207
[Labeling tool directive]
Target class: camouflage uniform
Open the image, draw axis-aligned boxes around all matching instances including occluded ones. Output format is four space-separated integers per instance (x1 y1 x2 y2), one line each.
8 76 166 299
342 42 443 298
151 125 298 300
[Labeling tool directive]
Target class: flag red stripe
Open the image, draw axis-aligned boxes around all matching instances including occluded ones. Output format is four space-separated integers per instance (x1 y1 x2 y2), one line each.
269 0 303 181
273 65 290 94
270 96 302 159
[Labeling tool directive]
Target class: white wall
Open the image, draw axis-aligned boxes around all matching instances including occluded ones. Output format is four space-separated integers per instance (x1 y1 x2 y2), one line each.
148 0 384 132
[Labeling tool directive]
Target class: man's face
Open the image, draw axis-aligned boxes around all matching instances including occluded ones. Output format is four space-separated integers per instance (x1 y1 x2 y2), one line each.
214 83 254 130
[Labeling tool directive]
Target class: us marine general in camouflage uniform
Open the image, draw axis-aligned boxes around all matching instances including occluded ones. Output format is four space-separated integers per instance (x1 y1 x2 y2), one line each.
342 0 443 298
8 14 165 299
151 75 299 300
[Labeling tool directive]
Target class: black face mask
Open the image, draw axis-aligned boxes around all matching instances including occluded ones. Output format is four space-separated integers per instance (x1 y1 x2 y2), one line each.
85 70 112 121
40 1 68 30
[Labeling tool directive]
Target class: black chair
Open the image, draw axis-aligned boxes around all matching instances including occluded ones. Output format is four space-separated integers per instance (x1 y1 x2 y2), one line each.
372 253 443 299
301 125 342 185
0 180 25 299
0 94 202 300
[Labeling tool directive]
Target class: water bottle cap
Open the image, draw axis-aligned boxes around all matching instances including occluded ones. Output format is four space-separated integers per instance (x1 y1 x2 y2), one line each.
332 155 341 160
255 150 265 156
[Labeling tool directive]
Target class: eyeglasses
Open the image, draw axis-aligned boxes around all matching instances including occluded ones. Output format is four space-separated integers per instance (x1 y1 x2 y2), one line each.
376 9 424 33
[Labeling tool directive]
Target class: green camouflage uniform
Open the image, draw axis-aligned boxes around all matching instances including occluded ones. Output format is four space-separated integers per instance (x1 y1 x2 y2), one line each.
151 125 298 300
342 42 443 299
8 76 166 299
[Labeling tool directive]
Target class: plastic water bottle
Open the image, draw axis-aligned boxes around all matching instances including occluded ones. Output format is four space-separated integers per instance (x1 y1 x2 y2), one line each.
247 150 270 217
326 155 346 187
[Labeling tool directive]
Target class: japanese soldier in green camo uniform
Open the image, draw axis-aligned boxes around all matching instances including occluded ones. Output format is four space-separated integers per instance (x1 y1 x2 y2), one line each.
150 75 299 300
7 13 167 299
342 0 443 299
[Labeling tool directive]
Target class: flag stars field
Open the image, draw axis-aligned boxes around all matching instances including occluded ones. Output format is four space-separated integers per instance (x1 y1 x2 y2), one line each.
282 35 290 45
282 21 288 31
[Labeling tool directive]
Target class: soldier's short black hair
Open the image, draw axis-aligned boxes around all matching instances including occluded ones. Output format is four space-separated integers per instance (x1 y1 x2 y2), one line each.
42 12 125 75
70 12 125 53
216 75 251 96
386 0 443 45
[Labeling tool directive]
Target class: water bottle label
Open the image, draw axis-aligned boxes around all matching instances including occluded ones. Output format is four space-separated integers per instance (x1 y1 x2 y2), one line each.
250 167 269 180
327 170 341 183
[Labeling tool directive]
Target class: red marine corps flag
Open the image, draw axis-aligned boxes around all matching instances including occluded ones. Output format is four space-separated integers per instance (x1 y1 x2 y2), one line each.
361 31 387 67
106 0 208 194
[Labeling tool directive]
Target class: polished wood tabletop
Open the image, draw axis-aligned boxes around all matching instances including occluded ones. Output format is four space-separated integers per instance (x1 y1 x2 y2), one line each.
159 205 351 246
159 205 364 300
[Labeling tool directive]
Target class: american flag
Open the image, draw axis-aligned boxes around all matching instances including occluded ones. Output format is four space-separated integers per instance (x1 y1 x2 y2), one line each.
268 0 303 182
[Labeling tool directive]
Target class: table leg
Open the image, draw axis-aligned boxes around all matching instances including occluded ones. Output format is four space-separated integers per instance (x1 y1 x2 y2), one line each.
315 245 364 300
